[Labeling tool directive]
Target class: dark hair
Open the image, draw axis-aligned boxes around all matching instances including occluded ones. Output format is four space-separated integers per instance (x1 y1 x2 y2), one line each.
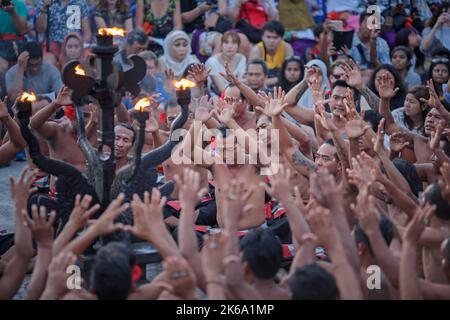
429 61 450 91
239 229 282 279
363 109 384 132
424 182 450 220
395 28 424 70
98 0 127 13
355 214 395 256
331 80 361 104
368 64 406 106
21 41 43 60
289 264 339 300
247 59 268 76
391 46 413 64
90 242 134 300
359 12 370 25
428 3 450 28
392 159 423 197
403 85 430 132
278 56 304 92
116 122 136 144
262 20 285 37
313 23 324 39
126 29 148 46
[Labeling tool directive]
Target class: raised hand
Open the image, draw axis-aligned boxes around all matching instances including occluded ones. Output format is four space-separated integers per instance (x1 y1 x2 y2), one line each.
22 205 56 248
429 121 444 151
261 164 293 201
174 168 209 209
372 118 388 155
377 74 399 100
340 60 363 90
88 193 128 236
127 188 167 240
188 63 211 86
213 98 235 125
309 171 342 208
219 62 240 85
222 178 254 229
403 203 436 245
307 206 339 248
41 251 77 299
314 105 337 132
351 185 380 234
389 131 410 154
66 194 101 231
346 155 376 190
193 95 213 123
145 113 160 133
255 87 288 117
344 118 371 139
201 232 229 278
9 166 38 204
157 255 198 299
17 51 30 70
55 86 72 107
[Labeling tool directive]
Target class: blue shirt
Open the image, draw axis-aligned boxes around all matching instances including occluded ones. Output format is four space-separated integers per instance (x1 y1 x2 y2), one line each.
351 33 391 70
36 0 89 43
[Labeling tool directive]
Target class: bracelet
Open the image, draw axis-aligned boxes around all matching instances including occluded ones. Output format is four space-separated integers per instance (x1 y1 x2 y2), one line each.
206 279 224 287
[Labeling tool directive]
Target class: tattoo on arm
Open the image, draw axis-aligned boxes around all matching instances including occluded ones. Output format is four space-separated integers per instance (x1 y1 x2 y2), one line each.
359 86 380 112
295 81 309 103
292 149 317 172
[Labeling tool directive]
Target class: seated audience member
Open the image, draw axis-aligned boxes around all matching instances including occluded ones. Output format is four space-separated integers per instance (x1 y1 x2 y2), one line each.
113 29 149 72
205 31 247 96
0 0 28 95
278 56 304 93
250 21 294 88
391 46 422 89
158 30 199 79
93 0 133 32
35 0 92 64
350 12 390 79
5 41 62 101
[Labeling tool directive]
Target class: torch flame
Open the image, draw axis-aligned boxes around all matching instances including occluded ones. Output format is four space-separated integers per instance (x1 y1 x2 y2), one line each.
134 98 151 112
173 78 196 90
74 64 86 76
19 92 36 102
98 27 126 37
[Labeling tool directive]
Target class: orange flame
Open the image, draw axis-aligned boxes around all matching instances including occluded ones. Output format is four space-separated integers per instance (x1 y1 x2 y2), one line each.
19 92 36 102
98 27 126 37
74 64 86 76
134 98 151 112
173 78 196 90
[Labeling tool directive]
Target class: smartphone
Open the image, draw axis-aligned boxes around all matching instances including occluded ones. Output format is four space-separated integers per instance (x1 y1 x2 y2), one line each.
333 30 354 53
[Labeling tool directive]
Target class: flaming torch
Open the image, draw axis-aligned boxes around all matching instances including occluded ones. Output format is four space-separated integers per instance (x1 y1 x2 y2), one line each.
173 78 196 108
17 92 36 121
128 97 152 182
97 27 126 46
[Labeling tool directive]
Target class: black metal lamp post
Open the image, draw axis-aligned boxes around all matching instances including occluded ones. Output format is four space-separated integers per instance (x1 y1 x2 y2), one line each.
62 27 146 207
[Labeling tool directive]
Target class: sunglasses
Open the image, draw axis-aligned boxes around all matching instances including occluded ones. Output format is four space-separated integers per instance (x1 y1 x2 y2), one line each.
431 57 449 64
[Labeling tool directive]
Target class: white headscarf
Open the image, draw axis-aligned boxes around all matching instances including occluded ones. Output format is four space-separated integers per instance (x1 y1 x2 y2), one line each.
298 59 330 108
162 31 197 78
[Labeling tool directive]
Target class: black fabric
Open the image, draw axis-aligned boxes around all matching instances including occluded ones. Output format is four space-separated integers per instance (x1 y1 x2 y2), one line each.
181 0 204 34
0 233 14 256
236 19 262 44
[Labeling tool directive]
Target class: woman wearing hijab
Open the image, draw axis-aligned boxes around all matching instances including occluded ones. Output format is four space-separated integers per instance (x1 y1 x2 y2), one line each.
58 32 88 71
297 59 330 108
158 30 199 79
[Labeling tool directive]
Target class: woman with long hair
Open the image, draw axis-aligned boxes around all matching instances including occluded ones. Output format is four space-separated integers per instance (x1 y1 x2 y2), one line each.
395 27 424 74
391 46 421 89
368 64 407 110
278 56 304 93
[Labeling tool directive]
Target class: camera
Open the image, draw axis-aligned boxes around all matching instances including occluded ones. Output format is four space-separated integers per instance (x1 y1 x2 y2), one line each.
1 0 12 7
